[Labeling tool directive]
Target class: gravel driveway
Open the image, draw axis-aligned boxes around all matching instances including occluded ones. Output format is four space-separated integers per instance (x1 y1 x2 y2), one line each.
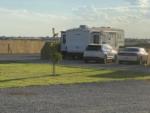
0 80 150 113
0 54 150 72
0 54 40 61
60 60 150 72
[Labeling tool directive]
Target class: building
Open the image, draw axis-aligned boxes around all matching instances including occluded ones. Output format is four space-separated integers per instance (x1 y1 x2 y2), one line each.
60 25 124 57
125 38 150 46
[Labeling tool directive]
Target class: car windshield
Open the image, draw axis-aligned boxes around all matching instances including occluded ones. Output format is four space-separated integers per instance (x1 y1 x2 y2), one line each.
123 48 140 52
86 45 101 51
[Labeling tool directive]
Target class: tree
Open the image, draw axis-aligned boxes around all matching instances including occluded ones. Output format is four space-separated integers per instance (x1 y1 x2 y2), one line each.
50 43 62 76
41 42 52 60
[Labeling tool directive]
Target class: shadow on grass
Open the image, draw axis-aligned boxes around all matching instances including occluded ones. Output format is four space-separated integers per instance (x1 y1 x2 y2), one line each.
0 60 36 64
0 59 48 64
0 69 98 83
61 69 99 75
0 74 51 83
89 70 150 79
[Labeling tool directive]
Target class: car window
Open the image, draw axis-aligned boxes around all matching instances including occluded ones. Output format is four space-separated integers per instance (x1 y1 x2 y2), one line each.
86 45 101 51
123 48 140 52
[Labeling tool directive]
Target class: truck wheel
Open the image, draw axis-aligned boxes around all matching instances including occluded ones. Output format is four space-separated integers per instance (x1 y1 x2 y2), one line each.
114 55 118 63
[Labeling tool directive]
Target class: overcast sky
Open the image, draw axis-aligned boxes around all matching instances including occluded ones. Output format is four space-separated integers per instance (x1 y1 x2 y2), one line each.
0 0 150 38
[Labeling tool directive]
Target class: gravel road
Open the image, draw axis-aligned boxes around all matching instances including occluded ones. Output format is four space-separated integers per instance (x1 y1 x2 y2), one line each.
0 80 150 113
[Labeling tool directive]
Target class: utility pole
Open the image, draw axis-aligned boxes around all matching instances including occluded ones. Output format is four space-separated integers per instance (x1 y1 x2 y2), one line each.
52 28 58 38
51 28 59 43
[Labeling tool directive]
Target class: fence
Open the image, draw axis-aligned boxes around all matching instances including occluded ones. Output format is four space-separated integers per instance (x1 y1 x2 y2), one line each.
0 39 45 54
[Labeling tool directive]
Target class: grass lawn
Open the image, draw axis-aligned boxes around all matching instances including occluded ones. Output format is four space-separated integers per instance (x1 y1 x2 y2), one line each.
0 63 150 88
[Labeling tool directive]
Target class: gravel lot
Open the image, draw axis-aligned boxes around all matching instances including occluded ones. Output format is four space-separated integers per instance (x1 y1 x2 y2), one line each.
0 55 150 113
0 54 150 72
0 81 150 113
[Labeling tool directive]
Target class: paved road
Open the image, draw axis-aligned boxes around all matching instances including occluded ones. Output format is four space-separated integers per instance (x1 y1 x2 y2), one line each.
0 81 150 113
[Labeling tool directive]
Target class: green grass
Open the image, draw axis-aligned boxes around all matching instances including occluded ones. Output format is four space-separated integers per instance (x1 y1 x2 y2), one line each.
0 63 150 88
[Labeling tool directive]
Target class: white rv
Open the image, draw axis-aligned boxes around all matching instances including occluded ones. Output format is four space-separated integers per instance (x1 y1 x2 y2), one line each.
61 25 124 58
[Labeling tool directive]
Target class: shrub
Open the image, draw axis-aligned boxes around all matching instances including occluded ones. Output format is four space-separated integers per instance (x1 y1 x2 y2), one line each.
41 42 60 60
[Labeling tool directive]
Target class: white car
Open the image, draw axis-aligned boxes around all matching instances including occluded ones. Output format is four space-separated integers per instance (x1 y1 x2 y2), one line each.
83 44 117 63
117 47 148 64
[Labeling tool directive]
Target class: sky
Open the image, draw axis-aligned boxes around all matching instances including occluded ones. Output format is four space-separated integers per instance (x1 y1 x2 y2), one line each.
0 0 150 38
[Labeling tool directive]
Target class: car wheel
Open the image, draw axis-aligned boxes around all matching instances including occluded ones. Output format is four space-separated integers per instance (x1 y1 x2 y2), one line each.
144 56 148 65
144 60 147 65
138 57 143 65
103 55 107 64
114 55 118 63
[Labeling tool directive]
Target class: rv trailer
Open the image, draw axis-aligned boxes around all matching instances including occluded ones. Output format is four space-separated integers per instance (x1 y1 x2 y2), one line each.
60 25 124 58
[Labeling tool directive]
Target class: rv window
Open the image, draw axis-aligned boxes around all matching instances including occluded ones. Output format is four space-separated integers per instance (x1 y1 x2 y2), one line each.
86 45 101 51
62 35 66 44
93 35 99 44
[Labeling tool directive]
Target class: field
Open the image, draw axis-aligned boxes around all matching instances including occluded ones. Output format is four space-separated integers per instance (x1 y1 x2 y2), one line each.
0 63 150 89
0 39 45 54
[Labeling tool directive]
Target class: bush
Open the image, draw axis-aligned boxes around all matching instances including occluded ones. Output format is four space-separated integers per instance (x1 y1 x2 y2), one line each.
41 42 60 60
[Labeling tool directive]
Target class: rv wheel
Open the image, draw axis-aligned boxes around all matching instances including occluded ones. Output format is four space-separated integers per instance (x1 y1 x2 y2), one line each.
84 59 88 63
